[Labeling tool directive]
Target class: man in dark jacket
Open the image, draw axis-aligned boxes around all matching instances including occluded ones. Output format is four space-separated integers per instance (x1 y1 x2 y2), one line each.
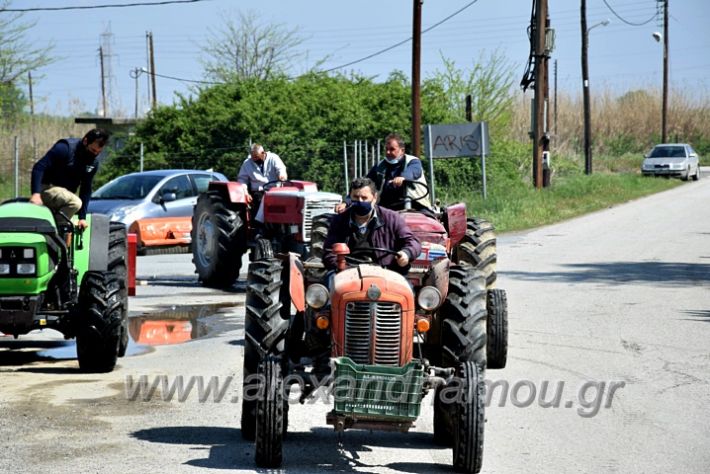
323 177 421 275
30 128 110 229
366 133 431 210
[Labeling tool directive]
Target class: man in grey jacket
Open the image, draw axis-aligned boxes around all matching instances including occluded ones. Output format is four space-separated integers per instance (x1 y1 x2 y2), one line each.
237 143 287 224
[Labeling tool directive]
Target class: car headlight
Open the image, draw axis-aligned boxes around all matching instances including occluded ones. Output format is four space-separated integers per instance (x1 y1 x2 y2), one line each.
417 286 442 311
16 263 36 275
110 207 133 222
306 284 329 309
0 263 9 275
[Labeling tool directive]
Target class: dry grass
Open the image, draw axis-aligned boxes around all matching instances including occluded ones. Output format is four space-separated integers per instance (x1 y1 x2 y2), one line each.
511 86 710 159
0 116 87 198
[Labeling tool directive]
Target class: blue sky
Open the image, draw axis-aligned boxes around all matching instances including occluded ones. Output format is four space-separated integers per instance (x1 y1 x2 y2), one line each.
21 0 710 117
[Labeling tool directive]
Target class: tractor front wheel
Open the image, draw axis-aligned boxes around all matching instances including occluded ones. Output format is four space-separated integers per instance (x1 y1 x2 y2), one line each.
76 271 125 373
452 361 485 473
486 289 508 369
254 357 286 468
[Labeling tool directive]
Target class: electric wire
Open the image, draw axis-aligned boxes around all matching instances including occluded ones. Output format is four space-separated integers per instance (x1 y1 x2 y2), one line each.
2 0 209 13
601 0 658 26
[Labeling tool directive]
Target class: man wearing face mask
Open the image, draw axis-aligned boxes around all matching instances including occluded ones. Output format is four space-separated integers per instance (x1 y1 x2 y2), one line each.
366 132 431 210
30 128 111 230
237 143 288 226
323 177 421 275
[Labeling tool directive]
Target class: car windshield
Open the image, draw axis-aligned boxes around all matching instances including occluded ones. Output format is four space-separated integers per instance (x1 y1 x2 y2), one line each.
93 174 164 199
649 146 686 158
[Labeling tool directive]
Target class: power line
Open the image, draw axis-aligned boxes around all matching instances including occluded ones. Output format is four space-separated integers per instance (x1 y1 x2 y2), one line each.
137 68 221 85
2 0 209 13
318 0 481 74
128 1 482 85
601 0 658 26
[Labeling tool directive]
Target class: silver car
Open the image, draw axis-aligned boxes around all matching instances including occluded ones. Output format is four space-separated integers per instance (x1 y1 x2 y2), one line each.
641 143 701 181
88 169 228 228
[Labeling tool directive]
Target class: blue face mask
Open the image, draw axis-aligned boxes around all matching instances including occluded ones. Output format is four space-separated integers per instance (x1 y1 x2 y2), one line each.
350 200 373 217
385 157 401 165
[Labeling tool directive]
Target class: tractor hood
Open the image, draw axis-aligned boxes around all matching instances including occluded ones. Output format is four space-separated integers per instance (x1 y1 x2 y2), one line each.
0 202 56 227
333 265 413 299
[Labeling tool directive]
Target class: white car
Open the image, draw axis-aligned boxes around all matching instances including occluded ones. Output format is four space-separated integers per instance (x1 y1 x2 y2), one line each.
641 143 701 181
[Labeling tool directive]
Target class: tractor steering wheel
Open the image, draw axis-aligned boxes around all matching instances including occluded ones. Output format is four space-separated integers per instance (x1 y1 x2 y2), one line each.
386 179 430 209
344 246 400 266
262 179 294 191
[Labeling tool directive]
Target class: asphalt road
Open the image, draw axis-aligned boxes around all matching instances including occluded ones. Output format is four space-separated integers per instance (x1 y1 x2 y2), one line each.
1 173 709 473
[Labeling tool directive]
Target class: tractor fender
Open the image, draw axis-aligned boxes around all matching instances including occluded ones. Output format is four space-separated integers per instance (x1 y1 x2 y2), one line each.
281 252 305 314
207 181 249 205
424 257 450 302
88 213 110 271
444 203 467 247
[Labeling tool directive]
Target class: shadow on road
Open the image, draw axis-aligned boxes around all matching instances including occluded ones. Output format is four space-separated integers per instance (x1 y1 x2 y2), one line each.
681 309 710 323
131 425 451 472
504 261 710 286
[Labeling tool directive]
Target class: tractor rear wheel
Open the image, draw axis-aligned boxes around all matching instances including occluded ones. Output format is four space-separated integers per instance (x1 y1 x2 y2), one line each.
108 222 129 357
241 259 288 440
452 361 485 473
76 271 124 373
486 289 508 369
192 190 247 288
440 266 487 369
255 357 285 468
455 218 497 288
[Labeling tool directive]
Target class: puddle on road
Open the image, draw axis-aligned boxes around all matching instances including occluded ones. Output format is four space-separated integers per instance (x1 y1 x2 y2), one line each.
32 302 240 360
128 302 238 346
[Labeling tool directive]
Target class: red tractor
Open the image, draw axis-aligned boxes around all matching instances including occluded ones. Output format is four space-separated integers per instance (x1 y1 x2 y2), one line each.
241 182 508 472
191 180 341 288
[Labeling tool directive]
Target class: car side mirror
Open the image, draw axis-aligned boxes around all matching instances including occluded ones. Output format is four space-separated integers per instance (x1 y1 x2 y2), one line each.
161 191 177 202
689 152 697 158
643 154 649 159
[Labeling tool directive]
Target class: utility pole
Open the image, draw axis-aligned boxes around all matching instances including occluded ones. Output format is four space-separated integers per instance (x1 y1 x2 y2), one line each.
581 0 592 175
130 67 141 118
28 71 37 160
532 0 550 189
28 72 35 116
99 46 107 117
661 0 668 142
148 31 157 109
553 59 558 136
411 0 422 157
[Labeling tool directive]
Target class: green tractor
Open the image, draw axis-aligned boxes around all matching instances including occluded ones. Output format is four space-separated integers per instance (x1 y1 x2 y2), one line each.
0 201 128 372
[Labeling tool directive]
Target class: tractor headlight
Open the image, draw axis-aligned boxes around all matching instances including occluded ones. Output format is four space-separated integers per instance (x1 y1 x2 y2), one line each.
0 263 9 275
17 263 36 275
306 284 329 309
23 248 34 259
417 286 442 311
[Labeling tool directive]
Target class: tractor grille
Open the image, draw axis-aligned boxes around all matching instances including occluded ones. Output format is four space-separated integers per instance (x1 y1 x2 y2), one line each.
344 301 402 365
303 198 341 242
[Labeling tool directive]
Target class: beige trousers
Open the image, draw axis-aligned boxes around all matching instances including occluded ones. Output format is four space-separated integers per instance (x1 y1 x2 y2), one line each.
40 184 82 219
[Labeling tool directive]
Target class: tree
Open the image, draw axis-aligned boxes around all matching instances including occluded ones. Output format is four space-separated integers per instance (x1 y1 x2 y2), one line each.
425 50 516 133
0 0 54 120
199 10 306 82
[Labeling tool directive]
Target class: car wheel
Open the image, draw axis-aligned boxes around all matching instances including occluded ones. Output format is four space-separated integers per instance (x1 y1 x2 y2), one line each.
692 165 700 181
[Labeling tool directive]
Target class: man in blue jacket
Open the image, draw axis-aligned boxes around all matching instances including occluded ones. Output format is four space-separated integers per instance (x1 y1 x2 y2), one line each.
366 133 431 210
323 177 421 276
30 128 110 229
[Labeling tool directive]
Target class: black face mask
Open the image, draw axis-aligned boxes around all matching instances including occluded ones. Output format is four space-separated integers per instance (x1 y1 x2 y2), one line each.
351 200 373 217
